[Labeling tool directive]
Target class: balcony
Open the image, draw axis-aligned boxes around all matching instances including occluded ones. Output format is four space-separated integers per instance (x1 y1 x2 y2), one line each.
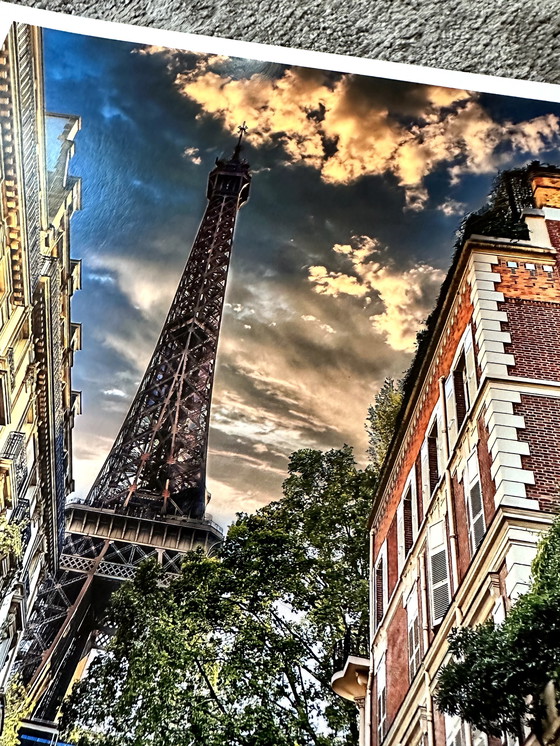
331 628 370 701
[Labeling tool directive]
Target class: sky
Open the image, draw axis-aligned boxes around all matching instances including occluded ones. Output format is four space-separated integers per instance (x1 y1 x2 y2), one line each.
40 27 560 527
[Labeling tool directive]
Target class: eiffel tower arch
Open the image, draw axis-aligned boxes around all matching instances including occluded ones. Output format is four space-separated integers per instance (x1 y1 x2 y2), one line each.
17 128 252 727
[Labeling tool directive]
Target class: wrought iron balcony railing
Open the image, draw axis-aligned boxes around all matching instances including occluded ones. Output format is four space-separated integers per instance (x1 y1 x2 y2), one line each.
1 430 28 498
332 628 369 674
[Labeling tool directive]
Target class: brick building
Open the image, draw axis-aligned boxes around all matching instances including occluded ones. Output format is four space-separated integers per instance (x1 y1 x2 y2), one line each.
332 164 560 746
0 22 81 694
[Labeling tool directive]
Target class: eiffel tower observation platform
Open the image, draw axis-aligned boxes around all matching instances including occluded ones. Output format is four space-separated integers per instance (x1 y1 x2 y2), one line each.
60 502 223 581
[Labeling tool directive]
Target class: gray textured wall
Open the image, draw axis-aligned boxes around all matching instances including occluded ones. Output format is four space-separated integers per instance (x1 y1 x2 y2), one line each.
10 0 560 84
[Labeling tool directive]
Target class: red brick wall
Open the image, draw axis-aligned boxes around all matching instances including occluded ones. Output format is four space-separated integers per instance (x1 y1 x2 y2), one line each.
371 677 379 746
495 258 560 300
386 604 409 728
373 283 474 558
514 393 560 512
451 473 470 583
433 706 446 746
501 298 560 380
546 219 560 248
477 415 496 521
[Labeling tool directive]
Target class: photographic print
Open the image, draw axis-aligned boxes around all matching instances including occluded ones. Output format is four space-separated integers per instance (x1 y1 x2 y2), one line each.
2 5 560 746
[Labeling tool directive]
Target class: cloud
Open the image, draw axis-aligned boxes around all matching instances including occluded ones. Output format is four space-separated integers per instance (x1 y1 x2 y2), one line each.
183 146 202 164
169 65 560 204
308 235 444 352
439 199 467 216
102 388 127 397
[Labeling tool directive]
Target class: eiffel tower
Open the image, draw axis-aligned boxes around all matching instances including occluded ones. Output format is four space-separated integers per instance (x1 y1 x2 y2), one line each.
17 126 252 724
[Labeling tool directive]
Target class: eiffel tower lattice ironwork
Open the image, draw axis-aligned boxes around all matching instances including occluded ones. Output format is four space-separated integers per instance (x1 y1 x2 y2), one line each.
17 127 251 721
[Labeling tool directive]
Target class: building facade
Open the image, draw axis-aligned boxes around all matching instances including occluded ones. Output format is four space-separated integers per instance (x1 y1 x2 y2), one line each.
333 164 560 746
0 22 81 693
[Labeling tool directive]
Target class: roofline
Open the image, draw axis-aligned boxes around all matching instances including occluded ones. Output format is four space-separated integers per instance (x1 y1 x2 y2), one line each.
367 232 558 531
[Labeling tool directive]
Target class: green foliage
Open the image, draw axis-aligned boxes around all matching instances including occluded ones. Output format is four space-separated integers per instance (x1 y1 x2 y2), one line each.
0 677 33 746
436 515 560 739
366 379 403 470
61 446 373 746
0 514 23 559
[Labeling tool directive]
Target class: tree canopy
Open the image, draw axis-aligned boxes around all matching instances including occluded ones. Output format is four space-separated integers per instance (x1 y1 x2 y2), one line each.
436 515 560 741
366 378 403 470
61 446 374 746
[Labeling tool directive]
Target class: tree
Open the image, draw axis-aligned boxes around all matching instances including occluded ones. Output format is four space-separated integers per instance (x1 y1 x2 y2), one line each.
0 515 23 559
366 378 403 470
0 677 33 746
61 446 374 746
436 515 560 742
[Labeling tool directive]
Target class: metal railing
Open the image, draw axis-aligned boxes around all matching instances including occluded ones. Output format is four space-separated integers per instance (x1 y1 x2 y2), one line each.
332 628 369 673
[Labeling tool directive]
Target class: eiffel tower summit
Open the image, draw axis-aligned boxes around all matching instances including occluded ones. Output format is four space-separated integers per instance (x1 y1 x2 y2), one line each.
17 123 252 731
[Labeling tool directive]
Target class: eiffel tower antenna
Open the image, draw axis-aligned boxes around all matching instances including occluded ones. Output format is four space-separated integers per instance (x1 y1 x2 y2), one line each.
18 129 252 721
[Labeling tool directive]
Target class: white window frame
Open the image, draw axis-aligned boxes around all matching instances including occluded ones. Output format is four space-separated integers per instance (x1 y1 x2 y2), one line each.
445 714 466 746
421 403 443 510
374 541 388 630
428 519 451 626
405 583 421 681
464 450 486 554
397 467 418 573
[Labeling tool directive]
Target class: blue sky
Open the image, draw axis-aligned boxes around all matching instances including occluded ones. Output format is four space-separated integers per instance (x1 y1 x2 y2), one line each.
41 27 560 525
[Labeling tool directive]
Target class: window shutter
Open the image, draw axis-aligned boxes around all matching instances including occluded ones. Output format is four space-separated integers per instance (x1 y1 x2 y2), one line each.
428 521 451 625
445 374 457 446
436 408 445 474
466 452 485 552
397 503 405 572
375 557 384 627
420 441 430 509
469 481 485 549
471 727 488 746
464 327 477 403
445 714 466 746
427 427 439 494
403 489 413 556
406 585 421 680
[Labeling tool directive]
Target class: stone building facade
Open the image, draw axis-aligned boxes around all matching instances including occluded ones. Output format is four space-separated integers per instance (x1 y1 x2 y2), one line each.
332 165 560 746
0 23 81 693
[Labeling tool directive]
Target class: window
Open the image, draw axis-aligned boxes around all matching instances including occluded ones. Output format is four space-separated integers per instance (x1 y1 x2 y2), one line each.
374 553 385 628
421 408 444 507
376 655 387 744
453 353 469 429
428 520 451 626
406 585 421 680
403 488 414 556
445 714 466 746
471 727 488 746
465 452 485 553
445 329 478 449
398 471 418 572
427 422 439 494
0 372 10 427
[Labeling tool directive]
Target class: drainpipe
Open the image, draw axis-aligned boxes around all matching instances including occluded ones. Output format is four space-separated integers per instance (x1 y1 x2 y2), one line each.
424 671 435 746
439 376 459 591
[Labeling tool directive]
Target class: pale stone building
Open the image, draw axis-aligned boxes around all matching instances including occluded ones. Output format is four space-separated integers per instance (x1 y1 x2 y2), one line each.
0 22 81 693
